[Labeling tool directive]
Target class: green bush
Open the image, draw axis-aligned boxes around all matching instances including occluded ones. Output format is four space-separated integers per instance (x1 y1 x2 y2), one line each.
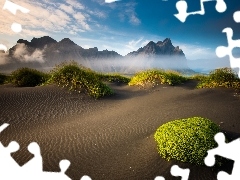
154 117 220 165
208 68 238 83
48 62 113 98
197 68 240 89
128 69 187 87
10 67 49 87
0 73 7 84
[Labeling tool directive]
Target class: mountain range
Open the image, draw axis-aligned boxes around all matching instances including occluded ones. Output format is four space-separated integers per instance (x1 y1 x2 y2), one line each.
0 36 194 74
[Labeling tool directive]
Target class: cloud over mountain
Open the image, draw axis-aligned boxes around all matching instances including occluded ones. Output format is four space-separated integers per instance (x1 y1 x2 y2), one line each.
0 36 194 74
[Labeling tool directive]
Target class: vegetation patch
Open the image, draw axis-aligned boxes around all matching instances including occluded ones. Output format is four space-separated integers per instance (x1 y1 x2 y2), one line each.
0 73 8 85
197 68 240 89
97 73 130 84
128 69 187 87
48 62 113 98
154 117 220 165
189 74 208 81
10 67 49 87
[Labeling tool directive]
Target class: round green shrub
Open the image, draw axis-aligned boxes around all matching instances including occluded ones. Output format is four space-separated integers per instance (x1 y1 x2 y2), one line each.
10 67 49 87
154 117 220 165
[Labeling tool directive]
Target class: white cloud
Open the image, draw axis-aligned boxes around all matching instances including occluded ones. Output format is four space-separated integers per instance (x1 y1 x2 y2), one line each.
0 0 91 37
22 29 48 37
66 0 84 10
141 40 149 47
59 4 75 14
82 45 91 49
13 43 45 63
88 10 107 19
122 2 141 25
73 12 91 30
105 0 120 3
0 44 7 52
102 44 113 50
125 37 144 51
129 14 140 25
0 53 8 65
177 43 215 60
187 57 230 73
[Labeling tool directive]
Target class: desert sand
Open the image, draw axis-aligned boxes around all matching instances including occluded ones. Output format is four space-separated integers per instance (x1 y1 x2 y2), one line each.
0 81 240 180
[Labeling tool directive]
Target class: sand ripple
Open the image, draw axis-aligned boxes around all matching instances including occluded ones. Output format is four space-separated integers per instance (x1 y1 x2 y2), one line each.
0 83 239 179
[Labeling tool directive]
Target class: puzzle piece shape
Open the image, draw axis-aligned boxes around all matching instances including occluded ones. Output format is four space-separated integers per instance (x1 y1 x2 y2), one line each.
174 0 227 22
0 141 21 178
24 159 71 180
154 165 190 180
0 123 92 179
205 132 240 180
105 0 120 3
1 1 29 52
216 11 240 78
21 142 43 176
0 124 21 179
0 123 9 132
233 11 240 23
0 44 7 52
154 176 165 180
171 165 190 180
2 0 30 33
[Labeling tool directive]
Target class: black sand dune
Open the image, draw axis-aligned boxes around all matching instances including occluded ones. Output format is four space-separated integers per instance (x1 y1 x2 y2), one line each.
0 81 240 180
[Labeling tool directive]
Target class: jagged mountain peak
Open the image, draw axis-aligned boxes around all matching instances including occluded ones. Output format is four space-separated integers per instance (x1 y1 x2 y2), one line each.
147 41 156 45
127 38 185 57
17 39 29 45
31 36 57 43
31 36 57 48
1 36 191 74
156 38 172 46
16 36 57 49
163 38 171 43
59 38 76 45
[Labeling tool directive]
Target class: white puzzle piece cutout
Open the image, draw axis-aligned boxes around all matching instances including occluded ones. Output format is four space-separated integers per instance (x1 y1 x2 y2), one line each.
215 11 240 78
0 123 92 179
155 165 190 180
105 0 120 3
205 132 240 180
233 11 240 23
174 0 227 22
2 0 30 33
0 44 7 52
1 0 30 53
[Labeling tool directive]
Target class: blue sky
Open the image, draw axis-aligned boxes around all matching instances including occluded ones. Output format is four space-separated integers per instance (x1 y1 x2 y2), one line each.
0 0 240 70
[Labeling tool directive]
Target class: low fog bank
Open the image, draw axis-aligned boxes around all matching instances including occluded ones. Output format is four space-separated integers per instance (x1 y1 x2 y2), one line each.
187 58 232 74
78 56 190 75
1 53 193 74
0 52 8 65
2 55 234 76
12 44 45 63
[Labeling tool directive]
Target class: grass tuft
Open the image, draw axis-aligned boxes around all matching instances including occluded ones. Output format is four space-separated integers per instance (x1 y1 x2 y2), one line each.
196 68 240 89
48 61 113 98
128 69 187 87
0 73 8 85
10 67 49 87
97 73 131 84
